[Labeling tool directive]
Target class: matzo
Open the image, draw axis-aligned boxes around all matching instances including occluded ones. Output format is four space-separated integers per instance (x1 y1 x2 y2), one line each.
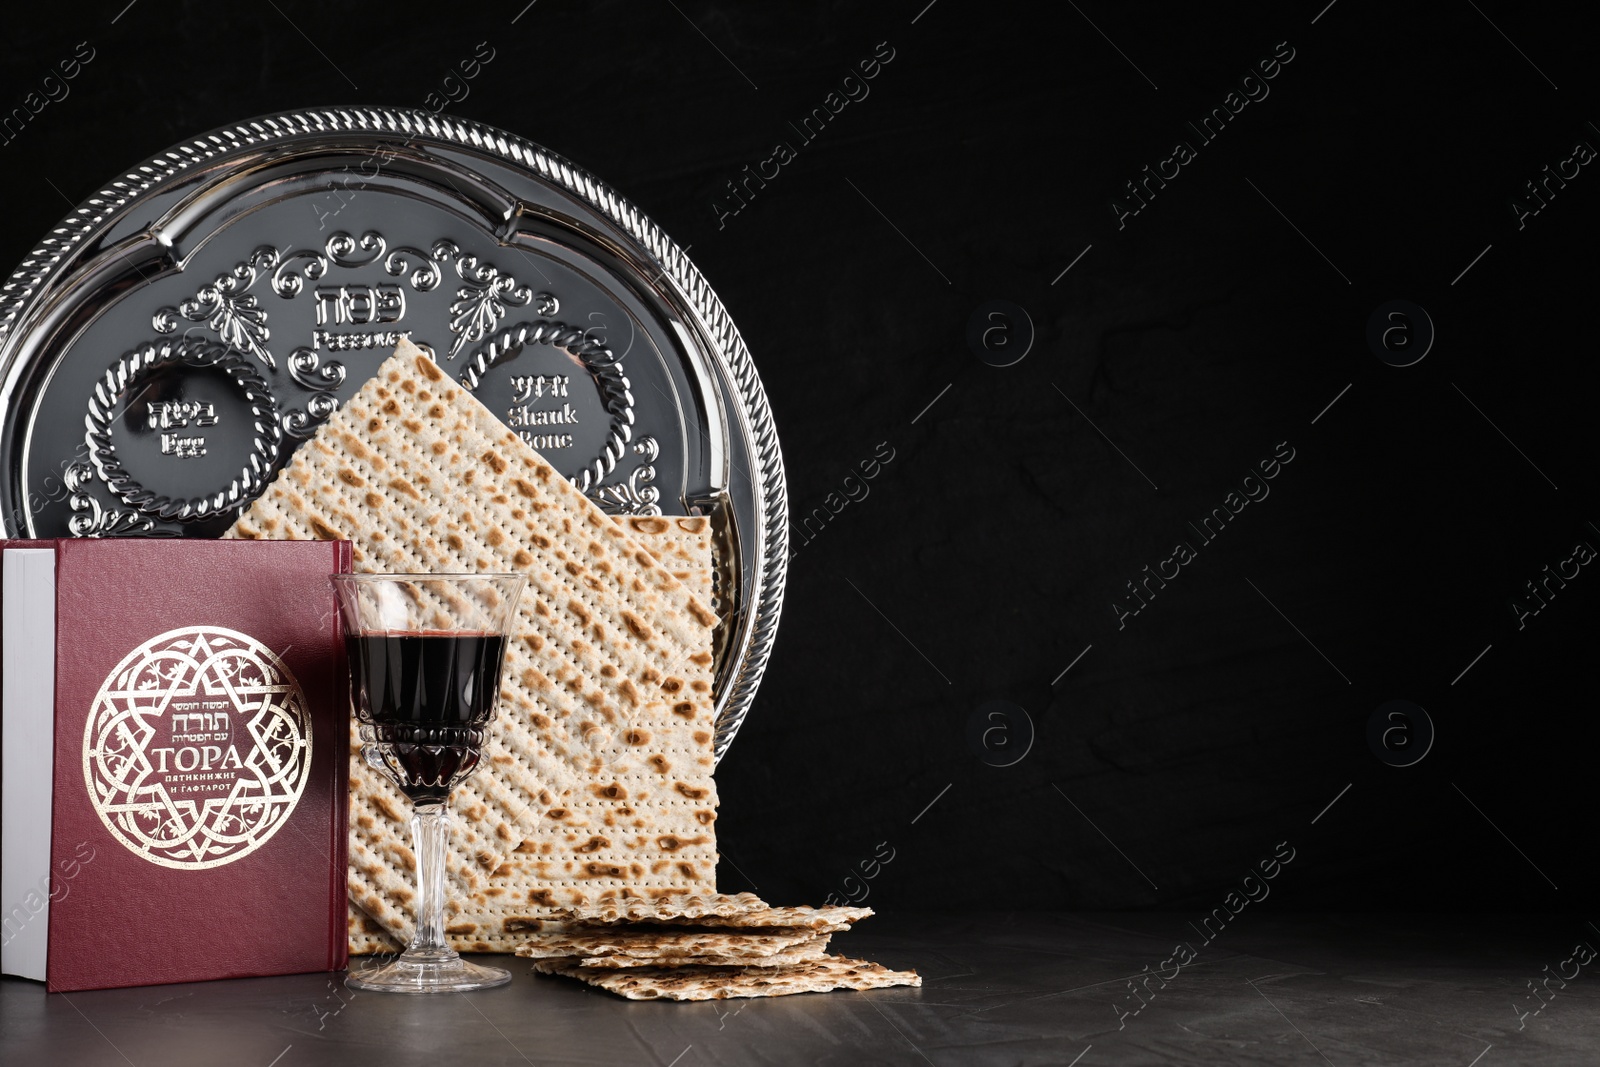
433 896 870 955
430 516 720 950
226 339 717 943
501 891 764 925
530 955 922 1001
537 895 872 931
511 926 827 962
570 944 830 969
348 517 719 954
618 516 716 604
348 904 399 957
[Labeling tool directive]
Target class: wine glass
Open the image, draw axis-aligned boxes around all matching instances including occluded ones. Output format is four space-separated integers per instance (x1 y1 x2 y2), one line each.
332 572 526 993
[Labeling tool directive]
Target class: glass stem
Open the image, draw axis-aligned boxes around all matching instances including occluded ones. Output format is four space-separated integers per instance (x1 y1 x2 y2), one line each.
407 801 453 958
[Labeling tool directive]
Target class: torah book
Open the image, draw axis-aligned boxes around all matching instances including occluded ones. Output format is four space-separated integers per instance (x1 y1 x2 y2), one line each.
2 538 351 992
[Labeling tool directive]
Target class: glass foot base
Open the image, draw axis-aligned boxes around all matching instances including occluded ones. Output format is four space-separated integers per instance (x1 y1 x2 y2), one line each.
346 949 511 993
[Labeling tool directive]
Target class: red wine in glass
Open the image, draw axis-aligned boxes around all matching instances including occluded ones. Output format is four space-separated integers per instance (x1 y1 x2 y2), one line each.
346 631 508 803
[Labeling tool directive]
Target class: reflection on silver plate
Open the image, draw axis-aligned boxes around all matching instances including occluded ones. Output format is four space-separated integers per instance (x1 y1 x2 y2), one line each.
0 107 787 763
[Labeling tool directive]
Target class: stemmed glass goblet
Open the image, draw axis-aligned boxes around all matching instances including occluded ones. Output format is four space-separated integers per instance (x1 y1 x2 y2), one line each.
332 572 525 993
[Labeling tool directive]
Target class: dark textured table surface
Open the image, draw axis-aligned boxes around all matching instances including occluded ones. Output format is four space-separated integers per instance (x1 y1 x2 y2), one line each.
4 914 1595 1066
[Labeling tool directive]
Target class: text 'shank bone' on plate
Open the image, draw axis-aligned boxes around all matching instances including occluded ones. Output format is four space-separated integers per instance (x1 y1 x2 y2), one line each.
0 108 787 762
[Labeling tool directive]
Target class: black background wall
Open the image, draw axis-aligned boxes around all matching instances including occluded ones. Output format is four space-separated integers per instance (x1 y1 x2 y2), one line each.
3 2 1594 917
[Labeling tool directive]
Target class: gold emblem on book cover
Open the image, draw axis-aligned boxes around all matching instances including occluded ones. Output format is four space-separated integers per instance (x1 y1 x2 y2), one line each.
82 626 312 870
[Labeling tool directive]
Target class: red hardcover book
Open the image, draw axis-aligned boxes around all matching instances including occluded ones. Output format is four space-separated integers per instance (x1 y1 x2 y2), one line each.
1 538 350 992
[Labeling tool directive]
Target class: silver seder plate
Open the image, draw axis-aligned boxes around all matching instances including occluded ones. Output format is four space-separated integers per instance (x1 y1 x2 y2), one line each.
0 107 786 762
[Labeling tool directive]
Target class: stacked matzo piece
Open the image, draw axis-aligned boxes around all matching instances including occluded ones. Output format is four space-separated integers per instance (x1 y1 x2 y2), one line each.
512 894 920 1000
531 957 921 1000
225 339 720 945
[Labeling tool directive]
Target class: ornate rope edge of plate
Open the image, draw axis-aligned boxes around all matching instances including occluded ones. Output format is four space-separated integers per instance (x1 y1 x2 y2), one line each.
0 106 788 764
